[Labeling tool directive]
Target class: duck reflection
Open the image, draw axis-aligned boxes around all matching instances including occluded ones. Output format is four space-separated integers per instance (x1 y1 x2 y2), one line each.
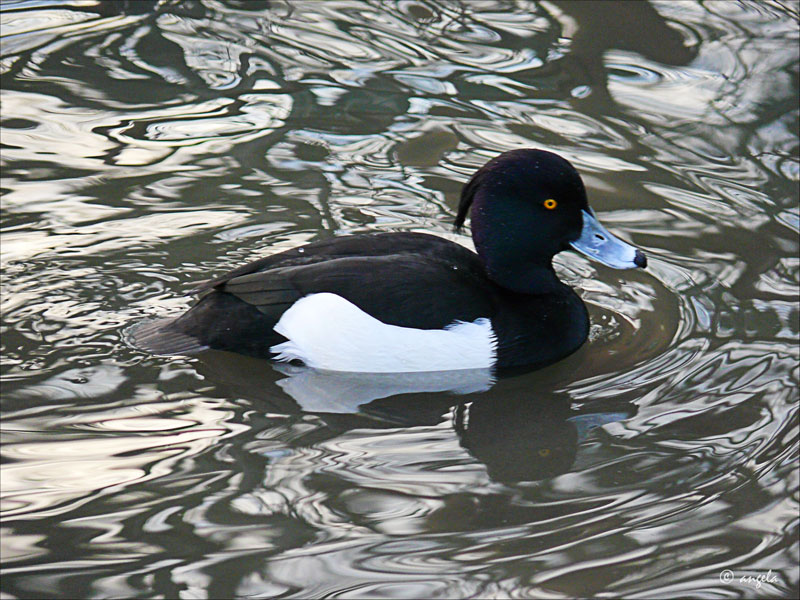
454 395 632 482
191 351 635 482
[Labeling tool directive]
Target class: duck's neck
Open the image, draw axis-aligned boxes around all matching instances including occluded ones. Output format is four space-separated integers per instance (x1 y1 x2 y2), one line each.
484 259 567 295
469 200 569 295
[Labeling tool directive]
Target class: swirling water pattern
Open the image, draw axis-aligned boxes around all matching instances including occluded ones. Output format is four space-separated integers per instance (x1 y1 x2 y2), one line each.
1 1 798 598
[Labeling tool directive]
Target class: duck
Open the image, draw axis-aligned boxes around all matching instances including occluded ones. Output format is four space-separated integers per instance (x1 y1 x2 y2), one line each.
131 149 647 373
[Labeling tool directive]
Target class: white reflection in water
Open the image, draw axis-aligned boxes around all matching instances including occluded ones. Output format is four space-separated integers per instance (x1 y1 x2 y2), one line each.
275 365 494 413
1 394 238 519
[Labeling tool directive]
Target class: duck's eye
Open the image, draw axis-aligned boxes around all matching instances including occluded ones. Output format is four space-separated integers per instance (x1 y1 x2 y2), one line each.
543 199 558 210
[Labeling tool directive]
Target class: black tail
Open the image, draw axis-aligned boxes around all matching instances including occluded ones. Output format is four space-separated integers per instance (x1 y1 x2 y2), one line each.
127 317 208 356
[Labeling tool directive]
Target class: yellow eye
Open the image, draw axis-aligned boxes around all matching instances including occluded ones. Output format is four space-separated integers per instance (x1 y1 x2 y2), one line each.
543 199 557 210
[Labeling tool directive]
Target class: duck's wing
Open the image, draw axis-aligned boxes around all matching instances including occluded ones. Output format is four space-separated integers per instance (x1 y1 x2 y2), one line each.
191 232 464 295
218 253 495 330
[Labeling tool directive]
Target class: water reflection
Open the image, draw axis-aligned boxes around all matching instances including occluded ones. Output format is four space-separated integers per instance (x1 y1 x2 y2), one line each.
189 350 636 483
543 0 697 105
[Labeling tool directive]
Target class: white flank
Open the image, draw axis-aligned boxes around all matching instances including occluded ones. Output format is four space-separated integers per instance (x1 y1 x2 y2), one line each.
271 293 497 373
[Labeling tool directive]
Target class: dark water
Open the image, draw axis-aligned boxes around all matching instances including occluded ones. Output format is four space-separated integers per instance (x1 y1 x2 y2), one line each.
1 1 798 598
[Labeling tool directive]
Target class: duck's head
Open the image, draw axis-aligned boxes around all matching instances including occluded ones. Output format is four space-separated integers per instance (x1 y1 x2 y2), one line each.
455 149 646 293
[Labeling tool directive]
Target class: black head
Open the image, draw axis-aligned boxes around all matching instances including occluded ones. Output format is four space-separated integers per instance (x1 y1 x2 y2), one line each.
455 149 590 292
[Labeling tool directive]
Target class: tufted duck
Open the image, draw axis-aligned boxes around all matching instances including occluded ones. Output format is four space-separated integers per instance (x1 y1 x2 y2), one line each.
131 149 647 372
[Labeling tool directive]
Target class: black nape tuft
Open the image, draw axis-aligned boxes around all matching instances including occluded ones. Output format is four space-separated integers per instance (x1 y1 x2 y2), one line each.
454 161 489 232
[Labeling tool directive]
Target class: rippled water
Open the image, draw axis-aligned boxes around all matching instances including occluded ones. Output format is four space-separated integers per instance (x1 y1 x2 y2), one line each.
1 1 798 598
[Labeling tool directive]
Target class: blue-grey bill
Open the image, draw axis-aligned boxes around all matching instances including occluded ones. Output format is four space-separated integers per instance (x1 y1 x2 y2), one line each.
570 209 647 269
